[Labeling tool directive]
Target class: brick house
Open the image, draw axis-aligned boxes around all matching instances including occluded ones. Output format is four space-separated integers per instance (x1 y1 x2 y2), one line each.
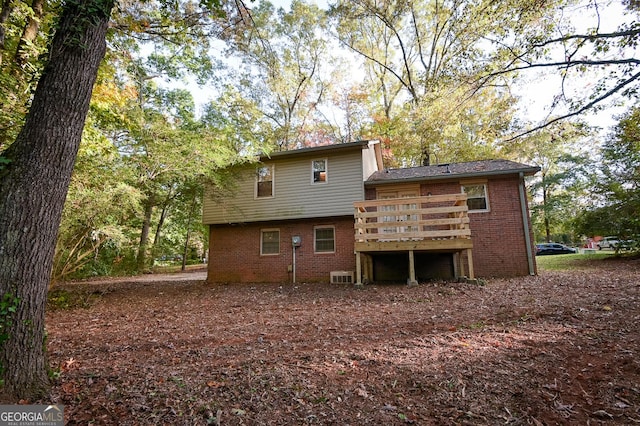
203 140 539 285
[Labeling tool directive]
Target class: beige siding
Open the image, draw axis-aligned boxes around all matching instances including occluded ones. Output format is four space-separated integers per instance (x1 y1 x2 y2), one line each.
203 149 365 224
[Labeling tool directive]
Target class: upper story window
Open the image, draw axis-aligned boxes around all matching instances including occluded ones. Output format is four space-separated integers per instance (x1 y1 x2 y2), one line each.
462 183 489 212
312 159 327 184
314 226 335 253
261 229 280 255
256 165 274 198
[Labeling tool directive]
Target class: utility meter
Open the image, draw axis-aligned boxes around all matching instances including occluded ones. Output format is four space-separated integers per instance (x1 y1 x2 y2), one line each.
292 235 301 247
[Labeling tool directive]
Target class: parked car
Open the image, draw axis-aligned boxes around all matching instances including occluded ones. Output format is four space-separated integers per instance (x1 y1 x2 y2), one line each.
535 243 577 255
597 236 620 250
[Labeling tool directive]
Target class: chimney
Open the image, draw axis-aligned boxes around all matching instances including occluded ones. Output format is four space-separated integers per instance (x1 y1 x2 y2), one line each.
422 148 430 166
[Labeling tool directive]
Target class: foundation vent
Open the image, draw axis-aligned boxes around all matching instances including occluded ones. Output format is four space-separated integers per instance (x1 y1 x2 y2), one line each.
330 271 354 284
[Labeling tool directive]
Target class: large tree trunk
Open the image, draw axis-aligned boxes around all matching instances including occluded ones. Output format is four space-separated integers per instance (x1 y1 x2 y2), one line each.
181 191 198 271
137 196 155 271
0 0 114 400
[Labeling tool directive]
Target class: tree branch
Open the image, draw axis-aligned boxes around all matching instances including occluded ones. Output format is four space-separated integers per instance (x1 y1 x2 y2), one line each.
503 69 640 142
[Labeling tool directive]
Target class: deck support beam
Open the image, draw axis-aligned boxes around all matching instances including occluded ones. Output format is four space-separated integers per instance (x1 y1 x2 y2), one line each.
355 251 363 287
453 252 460 278
466 249 475 279
408 250 418 286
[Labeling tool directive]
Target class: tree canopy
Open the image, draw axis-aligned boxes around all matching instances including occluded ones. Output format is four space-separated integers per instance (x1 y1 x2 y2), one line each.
0 0 638 401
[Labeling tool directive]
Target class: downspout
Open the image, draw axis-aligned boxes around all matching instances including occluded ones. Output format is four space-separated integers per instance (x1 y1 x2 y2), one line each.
518 172 536 275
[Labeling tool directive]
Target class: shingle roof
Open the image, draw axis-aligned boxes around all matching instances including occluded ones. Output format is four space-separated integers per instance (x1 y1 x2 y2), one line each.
366 159 539 184
260 140 370 160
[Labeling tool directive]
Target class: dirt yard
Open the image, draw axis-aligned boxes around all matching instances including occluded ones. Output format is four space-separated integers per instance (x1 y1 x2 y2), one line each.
44 258 639 425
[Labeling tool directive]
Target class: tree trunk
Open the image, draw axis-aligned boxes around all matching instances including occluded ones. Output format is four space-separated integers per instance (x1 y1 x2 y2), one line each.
15 0 45 66
543 182 551 242
137 196 155 271
153 187 176 248
0 0 12 61
181 192 198 271
0 0 114 400
152 205 168 252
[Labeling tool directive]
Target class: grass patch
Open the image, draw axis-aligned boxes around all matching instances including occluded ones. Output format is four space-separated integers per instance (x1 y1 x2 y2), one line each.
151 263 206 274
536 252 615 271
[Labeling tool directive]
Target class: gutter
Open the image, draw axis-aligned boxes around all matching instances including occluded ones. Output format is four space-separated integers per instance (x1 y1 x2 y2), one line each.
518 171 536 275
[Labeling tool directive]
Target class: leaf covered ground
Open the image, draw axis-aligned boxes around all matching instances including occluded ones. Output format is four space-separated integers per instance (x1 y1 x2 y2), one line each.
44 257 639 425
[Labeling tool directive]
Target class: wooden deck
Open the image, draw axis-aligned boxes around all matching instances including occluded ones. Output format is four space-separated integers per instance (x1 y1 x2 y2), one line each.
353 193 474 285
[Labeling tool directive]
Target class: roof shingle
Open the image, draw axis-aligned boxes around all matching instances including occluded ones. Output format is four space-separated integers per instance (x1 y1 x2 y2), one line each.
366 159 539 183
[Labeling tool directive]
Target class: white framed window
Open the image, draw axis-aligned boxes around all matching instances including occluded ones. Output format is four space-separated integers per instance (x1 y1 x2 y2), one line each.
312 159 328 184
462 183 489 212
256 165 274 198
314 226 335 253
261 229 280 255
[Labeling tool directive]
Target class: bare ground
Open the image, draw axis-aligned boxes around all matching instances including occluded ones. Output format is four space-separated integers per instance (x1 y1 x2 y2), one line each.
42 258 640 425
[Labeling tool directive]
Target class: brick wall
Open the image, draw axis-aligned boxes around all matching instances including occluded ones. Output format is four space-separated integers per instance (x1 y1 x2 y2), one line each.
416 177 535 277
207 216 356 283
367 175 536 278
208 175 536 283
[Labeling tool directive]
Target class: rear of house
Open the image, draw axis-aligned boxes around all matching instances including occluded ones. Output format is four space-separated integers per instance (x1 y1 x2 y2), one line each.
203 141 539 284
362 161 539 282
203 141 382 283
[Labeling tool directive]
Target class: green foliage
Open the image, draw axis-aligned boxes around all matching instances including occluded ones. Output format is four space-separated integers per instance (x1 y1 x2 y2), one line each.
574 106 640 243
52 114 143 281
504 121 592 243
219 0 333 150
60 0 114 50
0 0 56 150
9 0 633 286
47 288 103 310
54 47 258 279
0 292 19 346
0 156 10 170
0 292 20 381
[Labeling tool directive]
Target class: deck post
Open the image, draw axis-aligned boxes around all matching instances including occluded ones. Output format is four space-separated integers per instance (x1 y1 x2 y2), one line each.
408 250 418 286
466 249 475 279
363 253 373 284
355 251 363 287
452 252 460 278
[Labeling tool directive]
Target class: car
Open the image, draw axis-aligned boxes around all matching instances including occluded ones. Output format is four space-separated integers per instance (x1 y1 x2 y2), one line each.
597 236 620 250
535 243 577 255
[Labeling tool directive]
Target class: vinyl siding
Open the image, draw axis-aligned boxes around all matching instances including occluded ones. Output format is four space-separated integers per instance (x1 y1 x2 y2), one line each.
203 149 366 224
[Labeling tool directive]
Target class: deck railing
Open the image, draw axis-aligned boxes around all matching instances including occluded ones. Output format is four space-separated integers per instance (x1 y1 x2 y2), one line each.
354 193 471 243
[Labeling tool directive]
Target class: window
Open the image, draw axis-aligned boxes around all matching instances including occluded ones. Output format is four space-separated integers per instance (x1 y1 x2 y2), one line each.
261 229 280 255
256 165 274 198
314 226 335 253
312 159 327 184
462 184 489 212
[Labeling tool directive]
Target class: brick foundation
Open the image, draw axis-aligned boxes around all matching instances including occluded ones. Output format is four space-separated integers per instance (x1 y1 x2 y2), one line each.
207 217 356 283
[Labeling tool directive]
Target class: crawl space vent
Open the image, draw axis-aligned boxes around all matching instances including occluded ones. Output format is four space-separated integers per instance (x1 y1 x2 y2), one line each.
330 271 354 284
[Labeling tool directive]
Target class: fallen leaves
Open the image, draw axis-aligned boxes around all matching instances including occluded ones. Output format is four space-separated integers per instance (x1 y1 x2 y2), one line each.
43 258 640 424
